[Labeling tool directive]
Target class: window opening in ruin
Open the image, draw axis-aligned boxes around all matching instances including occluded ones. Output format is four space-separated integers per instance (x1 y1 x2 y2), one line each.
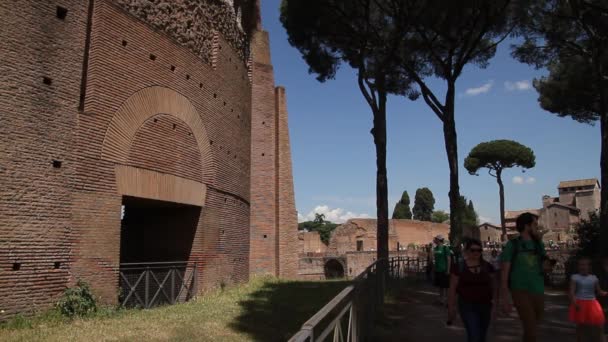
12 263 21 271
52 160 62 168
149 54 156 61
324 259 345 279
43 77 52 85
56 6 68 20
122 40 128 47
170 65 176 72
356 240 363 251
54 261 61 269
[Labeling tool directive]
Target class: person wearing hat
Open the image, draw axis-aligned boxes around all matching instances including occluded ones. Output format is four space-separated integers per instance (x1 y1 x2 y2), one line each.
433 235 452 305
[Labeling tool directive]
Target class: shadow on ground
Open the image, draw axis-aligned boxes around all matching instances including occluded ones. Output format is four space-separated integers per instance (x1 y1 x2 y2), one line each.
374 279 576 342
229 279 350 342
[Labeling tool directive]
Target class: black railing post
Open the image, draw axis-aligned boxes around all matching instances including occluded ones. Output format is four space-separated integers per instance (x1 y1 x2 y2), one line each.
171 267 176 304
145 267 150 308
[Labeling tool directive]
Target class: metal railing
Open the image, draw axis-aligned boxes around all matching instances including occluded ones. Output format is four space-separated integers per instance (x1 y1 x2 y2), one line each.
289 257 425 342
118 261 197 309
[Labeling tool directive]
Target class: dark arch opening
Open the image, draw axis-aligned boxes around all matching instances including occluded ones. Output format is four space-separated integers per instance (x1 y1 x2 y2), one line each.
324 259 345 279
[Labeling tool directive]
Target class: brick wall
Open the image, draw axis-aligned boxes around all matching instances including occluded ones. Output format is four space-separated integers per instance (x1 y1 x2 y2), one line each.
275 87 298 278
1 0 298 318
249 30 277 276
0 0 257 318
0 0 89 319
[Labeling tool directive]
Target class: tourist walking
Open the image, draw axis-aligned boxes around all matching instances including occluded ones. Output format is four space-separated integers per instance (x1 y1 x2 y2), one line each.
568 256 607 342
500 212 551 342
448 238 497 342
433 235 452 306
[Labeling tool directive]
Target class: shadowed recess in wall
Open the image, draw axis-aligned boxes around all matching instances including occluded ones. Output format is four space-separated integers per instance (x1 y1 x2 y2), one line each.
229 280 350 341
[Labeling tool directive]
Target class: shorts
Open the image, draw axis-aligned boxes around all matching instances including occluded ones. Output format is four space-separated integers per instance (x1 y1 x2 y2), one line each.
434 271 449 289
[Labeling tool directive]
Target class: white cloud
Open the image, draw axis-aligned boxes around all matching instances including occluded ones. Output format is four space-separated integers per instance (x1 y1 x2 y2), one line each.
513 176 536 185
505 80 532 91
298 205 372 223
512 176 524 184
464 80 494 96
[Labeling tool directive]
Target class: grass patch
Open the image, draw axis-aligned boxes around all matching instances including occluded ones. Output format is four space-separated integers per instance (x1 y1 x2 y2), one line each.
1 276 349 342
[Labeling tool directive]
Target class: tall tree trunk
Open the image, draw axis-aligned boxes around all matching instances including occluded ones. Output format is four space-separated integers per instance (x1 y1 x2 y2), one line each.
373 83 389 304
496 169 507 241
444 81 462 248
594 49 608 257
600 111 607 256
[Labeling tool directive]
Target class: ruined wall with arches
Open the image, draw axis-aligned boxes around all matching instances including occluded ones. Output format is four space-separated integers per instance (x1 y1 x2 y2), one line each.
0 0 297 319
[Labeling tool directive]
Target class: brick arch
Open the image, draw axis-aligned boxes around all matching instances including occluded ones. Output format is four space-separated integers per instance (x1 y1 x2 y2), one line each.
101 86 214 183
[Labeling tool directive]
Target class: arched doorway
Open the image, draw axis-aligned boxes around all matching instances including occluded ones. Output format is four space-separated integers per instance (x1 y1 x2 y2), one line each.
102 87 214 308
324 259 345 279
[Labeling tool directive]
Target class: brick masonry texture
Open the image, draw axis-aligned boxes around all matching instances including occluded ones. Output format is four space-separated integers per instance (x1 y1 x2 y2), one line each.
113 0 258 63
0 0 298 319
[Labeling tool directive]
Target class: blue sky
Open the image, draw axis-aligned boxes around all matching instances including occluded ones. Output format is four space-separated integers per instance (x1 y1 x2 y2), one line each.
260 1 600 224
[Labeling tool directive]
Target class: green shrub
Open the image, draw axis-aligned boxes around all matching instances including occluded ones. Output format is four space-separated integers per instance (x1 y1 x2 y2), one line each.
57 280 97 318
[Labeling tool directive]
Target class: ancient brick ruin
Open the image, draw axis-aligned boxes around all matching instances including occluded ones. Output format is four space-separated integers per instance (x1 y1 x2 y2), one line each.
0 0 297 318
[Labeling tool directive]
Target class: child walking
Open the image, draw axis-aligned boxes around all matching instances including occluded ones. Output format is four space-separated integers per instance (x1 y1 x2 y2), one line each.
569 256 608 342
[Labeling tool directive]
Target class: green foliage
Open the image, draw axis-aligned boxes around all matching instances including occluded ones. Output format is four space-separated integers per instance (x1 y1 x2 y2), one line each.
392 191 412 219
298 219 339 245
575 211 601 257
464 140 536 175
533 54 600 124
413 188 435 221
57 280 97 318
450 197 478 244
431 210 450 223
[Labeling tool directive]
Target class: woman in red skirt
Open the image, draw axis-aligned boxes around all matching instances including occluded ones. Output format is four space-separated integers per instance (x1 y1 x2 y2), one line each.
569 256 608 342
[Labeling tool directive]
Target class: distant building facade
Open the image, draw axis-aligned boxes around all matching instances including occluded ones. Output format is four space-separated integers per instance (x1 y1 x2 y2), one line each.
297 219 449 280
505 178 600 243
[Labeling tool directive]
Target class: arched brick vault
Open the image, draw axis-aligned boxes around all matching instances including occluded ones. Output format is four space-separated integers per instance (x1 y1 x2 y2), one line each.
101 86 216 185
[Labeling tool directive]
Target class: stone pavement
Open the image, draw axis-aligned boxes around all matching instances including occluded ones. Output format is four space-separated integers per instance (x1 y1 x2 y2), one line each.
374 280 576 342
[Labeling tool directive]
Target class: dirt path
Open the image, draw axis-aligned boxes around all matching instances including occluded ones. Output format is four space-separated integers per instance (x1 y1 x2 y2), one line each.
374 280 576 342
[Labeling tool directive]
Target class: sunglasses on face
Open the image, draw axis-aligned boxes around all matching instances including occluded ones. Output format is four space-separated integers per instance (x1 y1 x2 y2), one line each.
469 248 482 253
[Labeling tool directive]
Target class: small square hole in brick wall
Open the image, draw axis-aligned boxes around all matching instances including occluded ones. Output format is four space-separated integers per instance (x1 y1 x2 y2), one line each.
56 6 68 20
52 160 62 168
220 229 225 235
210 140 213 145
261 153 265 156
170 65 176 72
223 101 226 106
263 234 267 239
43 77 53 85
262 121 265 125
12 262 21 271
186 74 190 80
153 118 158 123
218 45 222 50
54 261 61 269
172 123 177 130
213 93 217 98
122 40 128 47
199 83 203 88
230 108 233 113
224 198 227 203
149 54 156 61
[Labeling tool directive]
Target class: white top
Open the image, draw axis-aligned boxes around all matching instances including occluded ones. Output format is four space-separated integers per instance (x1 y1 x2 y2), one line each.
571 274 598 300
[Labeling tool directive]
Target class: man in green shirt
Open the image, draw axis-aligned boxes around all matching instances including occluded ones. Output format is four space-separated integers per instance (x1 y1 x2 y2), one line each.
500 212 549 342
433 235 451 305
